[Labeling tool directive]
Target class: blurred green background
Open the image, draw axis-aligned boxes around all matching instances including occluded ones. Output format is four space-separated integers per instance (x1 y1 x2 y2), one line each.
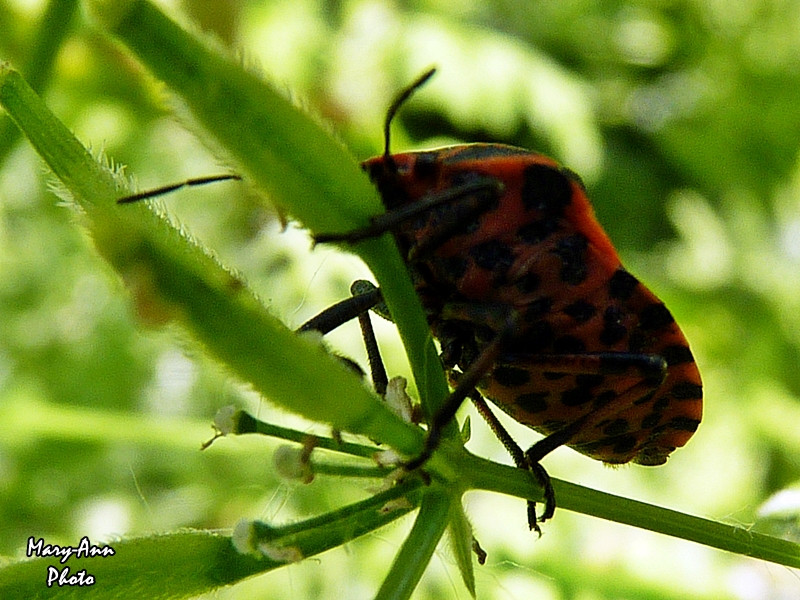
2 0 800 598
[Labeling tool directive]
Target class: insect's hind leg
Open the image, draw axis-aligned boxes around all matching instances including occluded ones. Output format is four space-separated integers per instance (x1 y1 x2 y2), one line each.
500 351 670 522
467 389 554 534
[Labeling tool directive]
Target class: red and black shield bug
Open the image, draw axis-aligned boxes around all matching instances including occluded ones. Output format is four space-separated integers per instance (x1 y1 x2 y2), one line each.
315 68 703 527
119 68 703 530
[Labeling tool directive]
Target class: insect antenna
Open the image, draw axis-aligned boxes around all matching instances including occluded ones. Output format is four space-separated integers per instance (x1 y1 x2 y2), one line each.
117 173 242 204
382 67 437 172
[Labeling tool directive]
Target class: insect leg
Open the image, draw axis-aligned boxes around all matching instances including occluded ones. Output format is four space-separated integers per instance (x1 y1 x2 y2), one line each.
117 174 241 204
315 177 502 246
297 283 382 334
352 285 388 397
297 281 389 395
466 388 525 468
467 388 550 534
406 308 562 532
496 351 667 381
405 309 517 469
492 352 672 522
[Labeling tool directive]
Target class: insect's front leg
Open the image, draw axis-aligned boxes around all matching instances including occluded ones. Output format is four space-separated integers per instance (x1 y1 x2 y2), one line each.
297 282 383 335
297 281 388 395
314 177 502 247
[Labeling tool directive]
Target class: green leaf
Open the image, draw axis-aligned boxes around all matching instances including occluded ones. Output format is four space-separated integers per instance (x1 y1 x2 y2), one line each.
84 0 452 428
0 482 419 600
0 531 265 600
0 63 421 454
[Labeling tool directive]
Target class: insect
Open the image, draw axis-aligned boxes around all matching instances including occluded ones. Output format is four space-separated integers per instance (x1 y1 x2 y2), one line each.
119 68 703 529
314 68 703 526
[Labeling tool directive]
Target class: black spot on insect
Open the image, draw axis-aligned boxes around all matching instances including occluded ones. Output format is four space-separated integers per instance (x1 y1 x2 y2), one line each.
640 303 675 330
441 255 469 280
524 320 555 351
515 392 549 413
411 153 439 180
515 271 541 293
641 412 662 429
611 435 638 455
552 233 589 285
643 375 665 389
524 297 552 321
517 218 559 245
575 374 605 388
522 163 573 215
602 419 629 436
652 396 670 412
668 416 701 432
543 371 567 380
650 422 669 434
561 386 591 407
599 306 627 345
660 344 695 366
670 381 703 400
609 269 640 300
593 390 617 408
469 240 514 275
626 330 649 353
633 390 657 405
563 299 596 323
553 335 586 353
493 365 531 387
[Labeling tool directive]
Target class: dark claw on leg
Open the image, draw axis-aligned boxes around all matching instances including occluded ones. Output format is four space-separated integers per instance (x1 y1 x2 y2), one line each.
526 461 556 535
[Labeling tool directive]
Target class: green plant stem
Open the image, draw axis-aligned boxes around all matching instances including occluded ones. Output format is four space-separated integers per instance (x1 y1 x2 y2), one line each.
376 488 455 600
225 409 382 459
309 461 391 479
465 452 800 568
218 406 800 571
238 478 423 560
0 0 79 165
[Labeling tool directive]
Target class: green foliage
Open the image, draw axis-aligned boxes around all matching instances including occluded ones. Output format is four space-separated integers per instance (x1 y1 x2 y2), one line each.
2 0 800 599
